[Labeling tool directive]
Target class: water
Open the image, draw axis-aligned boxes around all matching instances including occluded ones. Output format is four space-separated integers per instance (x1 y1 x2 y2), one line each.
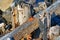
36 0 44 4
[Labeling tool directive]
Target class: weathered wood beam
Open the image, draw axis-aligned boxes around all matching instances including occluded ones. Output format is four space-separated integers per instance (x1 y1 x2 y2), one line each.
0 18 39 40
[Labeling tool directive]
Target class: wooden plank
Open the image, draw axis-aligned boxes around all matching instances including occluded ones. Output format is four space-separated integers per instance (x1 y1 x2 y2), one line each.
0 18 39 40
14 18 39 40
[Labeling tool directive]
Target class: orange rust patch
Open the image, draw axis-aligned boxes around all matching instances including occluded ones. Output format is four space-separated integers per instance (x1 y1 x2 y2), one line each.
26 34 32 40
28 17 34 22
